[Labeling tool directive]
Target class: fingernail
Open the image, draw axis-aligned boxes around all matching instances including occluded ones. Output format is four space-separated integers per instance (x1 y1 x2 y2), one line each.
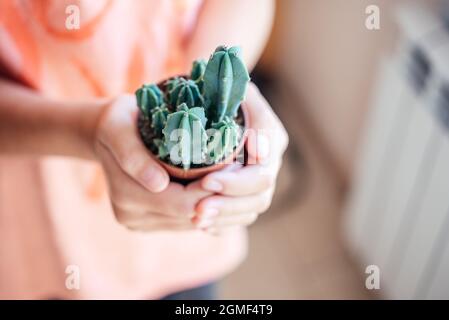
141 168 167 192
201 208 219 220
203 179 223 192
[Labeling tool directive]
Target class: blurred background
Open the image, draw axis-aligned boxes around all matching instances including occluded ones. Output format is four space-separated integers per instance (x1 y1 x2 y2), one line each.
221 0 449 299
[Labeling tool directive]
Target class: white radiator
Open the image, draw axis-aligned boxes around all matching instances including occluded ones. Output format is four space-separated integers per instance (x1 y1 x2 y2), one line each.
344 3 449 299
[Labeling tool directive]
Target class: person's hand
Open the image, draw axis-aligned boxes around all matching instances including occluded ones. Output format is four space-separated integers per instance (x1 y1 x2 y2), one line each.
94 95 212 232
193 83 289 229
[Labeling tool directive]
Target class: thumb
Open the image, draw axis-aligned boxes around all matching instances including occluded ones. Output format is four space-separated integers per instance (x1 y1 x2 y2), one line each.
119 147 170 193
97 95 170 193
244 83 275 163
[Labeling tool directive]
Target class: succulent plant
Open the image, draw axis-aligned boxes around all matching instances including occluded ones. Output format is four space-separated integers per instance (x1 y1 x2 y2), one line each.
165 77 182 92
135 84 164 117
190 59 207 91
206 116 241 163
136 45 250 171
162 103 208 169
153 138 169 158
167 77 204 108
150 104 169 136
203 46 250 123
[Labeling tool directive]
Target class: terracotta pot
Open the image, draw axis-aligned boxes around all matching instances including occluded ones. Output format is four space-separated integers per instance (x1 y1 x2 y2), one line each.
141 75 250 181
150 103 249 180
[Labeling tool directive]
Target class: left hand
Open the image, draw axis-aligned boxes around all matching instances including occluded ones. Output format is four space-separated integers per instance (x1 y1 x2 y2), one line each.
192 83 289 230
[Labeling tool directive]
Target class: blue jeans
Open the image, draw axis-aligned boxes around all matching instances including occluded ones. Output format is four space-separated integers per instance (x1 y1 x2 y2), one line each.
161 283 217 300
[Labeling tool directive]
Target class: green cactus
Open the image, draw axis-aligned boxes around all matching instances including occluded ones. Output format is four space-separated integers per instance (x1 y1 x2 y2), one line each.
167 77 204 108
136 45 250 170
153 138 169 158
206 116 241 163
150 104 169 136
165 77 181 92
191 59 207 81
203 46 250 123
162 103 208 169
190 59 207 92
135 84 164 117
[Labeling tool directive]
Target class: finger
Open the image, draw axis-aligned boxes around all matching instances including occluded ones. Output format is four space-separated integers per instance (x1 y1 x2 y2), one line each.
195 190 274 221
100 143 210 218
246 129 270 164
244 83 289 163
214 213 259 228
185 179 216 199
99 142 165 211
201 161 281 196
194 212 259 229
130 212 194 232
120 210 195 232
97 95 169 193
154 180 214 218
133 182 209 218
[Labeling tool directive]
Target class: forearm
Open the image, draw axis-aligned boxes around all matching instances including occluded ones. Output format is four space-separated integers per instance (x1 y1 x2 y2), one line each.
0 79 106 160
185 0 275 70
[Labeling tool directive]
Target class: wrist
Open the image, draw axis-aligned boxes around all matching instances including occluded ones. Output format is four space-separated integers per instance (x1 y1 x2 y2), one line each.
73 98 111 161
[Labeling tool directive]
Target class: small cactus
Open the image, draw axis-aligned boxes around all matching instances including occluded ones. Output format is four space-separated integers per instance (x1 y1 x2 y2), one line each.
153 138 169 158
190 59 207 92
136 45 250 170
135 84 164 117
162 103 208 169
167 77 204 108
165 77 182 92
203 46 250 123
207 116 241 163
150 104 169 136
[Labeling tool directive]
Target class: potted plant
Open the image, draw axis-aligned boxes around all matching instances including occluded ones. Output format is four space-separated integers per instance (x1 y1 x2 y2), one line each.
135 45 250 180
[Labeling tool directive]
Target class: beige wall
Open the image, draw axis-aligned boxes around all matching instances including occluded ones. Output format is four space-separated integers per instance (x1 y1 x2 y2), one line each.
262 0 402 182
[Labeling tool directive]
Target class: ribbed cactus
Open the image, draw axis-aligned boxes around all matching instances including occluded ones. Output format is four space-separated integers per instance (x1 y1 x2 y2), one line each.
135 84 164 117
153 138 169 158
206 116 241 163
165 77 181 92
136 45 249 170
167 77 204 108
190 59 207 92
162 103 208 169
150 104 169 136
203 46 250 123
191 59 207 81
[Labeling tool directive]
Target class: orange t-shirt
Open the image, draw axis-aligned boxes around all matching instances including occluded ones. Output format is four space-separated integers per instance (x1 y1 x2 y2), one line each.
0 0 246 299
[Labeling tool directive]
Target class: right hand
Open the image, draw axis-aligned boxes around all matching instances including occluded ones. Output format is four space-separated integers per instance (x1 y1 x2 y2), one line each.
93 95 212 232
